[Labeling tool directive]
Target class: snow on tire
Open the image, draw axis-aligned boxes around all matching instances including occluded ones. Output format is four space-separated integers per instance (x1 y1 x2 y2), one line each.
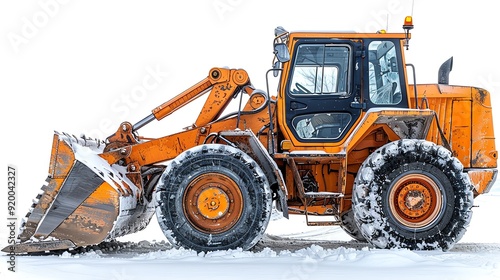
352 139 474 251
155 144 272 252
340 209 367 242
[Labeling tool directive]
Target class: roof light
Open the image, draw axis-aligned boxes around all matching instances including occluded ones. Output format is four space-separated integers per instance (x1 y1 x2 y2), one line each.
403 16 413 29
402 16 413 50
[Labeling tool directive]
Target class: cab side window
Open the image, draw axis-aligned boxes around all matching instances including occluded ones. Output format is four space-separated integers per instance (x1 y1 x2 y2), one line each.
368 41 402 105
290 44 350 95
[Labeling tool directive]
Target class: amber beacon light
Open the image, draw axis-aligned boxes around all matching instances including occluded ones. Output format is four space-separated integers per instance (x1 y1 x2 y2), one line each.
403 16 414 50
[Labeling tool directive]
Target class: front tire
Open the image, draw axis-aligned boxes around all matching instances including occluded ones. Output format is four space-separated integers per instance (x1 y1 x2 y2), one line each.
155 144 272 252
340 209 366 242
352 139 474 251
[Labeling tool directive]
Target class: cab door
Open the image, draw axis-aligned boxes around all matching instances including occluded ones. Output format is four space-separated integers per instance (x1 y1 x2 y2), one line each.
284 39 364 144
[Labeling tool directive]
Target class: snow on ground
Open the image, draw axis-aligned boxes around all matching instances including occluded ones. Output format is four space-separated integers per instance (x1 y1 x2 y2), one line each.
2 185 499 280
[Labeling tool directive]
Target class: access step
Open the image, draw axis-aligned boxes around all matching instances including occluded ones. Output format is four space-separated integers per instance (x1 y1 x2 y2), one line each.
304 192 343 226
305 192 343 199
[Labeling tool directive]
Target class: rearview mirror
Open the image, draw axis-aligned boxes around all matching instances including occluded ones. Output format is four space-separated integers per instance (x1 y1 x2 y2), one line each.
274 43 290 63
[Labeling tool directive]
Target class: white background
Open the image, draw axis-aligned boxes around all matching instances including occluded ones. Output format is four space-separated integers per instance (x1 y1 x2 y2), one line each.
0 1 499 279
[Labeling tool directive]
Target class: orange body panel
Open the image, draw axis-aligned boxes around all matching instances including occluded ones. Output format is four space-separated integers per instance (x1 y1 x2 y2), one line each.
409 84 497 169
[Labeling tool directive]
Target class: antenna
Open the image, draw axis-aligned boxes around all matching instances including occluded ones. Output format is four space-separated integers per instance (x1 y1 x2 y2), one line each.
386 14 389 31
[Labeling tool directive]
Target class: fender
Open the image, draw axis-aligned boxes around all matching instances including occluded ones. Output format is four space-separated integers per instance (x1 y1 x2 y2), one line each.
219 130 289 218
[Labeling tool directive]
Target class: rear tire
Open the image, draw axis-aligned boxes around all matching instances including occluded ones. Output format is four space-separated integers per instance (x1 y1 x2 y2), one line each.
155 144 272 252
352 139 474 251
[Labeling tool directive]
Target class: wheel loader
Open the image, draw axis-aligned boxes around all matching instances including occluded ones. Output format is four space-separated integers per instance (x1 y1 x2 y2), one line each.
4 16 497 254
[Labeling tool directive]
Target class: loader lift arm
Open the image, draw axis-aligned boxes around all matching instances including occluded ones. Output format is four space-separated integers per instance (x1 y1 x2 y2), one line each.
102 67 254 165
138 67 251 130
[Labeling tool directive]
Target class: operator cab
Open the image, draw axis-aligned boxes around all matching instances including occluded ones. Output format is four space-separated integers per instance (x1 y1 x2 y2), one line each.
274 27 411 146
